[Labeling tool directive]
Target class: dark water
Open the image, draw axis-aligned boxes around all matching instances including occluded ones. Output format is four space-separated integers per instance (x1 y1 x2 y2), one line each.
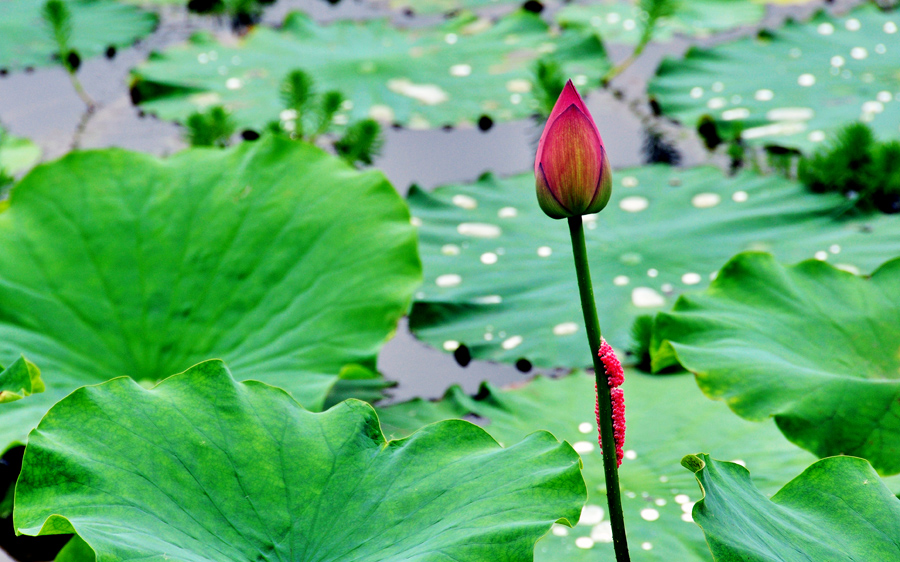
0 0 867 558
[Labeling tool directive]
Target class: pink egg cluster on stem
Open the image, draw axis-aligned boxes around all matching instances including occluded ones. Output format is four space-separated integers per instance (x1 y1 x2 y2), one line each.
596 340 626 466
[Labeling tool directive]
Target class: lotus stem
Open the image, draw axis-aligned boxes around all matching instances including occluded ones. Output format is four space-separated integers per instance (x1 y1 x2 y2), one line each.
567 215 630 562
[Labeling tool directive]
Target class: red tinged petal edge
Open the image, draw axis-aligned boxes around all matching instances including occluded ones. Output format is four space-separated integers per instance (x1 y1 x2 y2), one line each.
534 80 597 171
595 340 626 467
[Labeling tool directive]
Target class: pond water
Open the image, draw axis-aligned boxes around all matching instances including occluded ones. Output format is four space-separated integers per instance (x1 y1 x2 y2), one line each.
0 0 870 559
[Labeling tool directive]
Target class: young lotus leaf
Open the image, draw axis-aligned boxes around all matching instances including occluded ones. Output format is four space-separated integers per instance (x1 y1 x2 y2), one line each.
556 0 765 46
652 252 900 475
682 454 900 561
0 356 43 404
0 0 157 72
378 370 892 562
648 5 900 152
14 360 586 562
0 128 41 177
408 165 900 368
0 136 420 450
131 10 609 130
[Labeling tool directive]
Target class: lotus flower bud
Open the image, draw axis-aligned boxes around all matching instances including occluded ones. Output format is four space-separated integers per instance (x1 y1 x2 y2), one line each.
534 80 613 219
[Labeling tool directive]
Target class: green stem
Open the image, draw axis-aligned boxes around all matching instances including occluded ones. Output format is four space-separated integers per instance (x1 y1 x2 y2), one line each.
567 215 630 562
602 33 650 84
67 71 95 110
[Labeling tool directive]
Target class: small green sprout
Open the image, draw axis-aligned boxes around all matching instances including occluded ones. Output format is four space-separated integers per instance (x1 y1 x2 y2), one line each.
185 106 236 148
799 123 900 213
335 119 384 167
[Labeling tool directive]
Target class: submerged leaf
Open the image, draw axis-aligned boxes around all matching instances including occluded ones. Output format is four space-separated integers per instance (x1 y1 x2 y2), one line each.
557 0 765 45
0 0 156 72
408 165 900 368
132 10 609 129
648 5 900 151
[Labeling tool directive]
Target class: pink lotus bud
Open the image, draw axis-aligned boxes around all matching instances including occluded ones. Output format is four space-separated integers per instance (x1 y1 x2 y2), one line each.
595 340 626 466
534 80 613 219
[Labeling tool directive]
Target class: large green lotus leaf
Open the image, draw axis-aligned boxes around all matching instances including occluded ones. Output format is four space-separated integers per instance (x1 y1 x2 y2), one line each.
131 10 609 130
0 128 41 177
407 165 900 368
648 5 900 152
381 0 520 15
651 252 900 474
682 454 900 561
378 369 876 561
0 0 157 72
14 360 585 562
556 1 765 46
0 136 420 450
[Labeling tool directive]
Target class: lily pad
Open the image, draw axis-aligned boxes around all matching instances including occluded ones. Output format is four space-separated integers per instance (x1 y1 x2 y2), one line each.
378 0 521 15
557 1 765 46
0 128 41 177
652 252 900 475
407 165 900 368
0 0 157 72
0 357 43 404
648 5 900 152
378 369 845 561
0 136 420 450
131 10 609 130
14 360 586 562
683 454 900 561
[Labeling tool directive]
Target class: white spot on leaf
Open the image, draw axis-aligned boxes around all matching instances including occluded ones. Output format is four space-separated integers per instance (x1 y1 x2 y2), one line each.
632 288 665 308
553 322 578 336
579 505 604 526
480 252 498 265
452 194 477 209
387 78 449 105
449 64 471 77
457 223 501 238
691 193 721 208
502 335 523 350
619 196 649 212
436 274 462 287
573 441 594 454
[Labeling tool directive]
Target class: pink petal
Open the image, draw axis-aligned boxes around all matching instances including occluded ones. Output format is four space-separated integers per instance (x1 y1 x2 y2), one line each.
535 80 603 175
538 105 603 215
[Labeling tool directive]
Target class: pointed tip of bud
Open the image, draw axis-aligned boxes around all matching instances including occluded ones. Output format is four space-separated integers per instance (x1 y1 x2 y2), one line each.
534 79 612 219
